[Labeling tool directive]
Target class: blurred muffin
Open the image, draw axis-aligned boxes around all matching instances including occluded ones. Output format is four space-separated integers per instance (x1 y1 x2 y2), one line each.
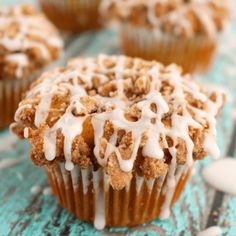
40 0 102 32
12 54 224 229
101 0 231 73
0 4 63 130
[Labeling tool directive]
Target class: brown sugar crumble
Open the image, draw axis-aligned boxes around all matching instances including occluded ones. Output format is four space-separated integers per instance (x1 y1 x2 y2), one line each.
12 54 225 190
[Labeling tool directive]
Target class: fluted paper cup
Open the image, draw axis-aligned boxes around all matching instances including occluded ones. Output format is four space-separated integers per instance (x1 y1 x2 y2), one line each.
40 0 101 32
120 23 217 73
45 161 192 229
0 76 35 130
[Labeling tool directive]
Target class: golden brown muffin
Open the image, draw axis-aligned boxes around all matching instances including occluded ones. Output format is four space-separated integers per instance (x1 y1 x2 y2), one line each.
40 0 102 32
101 0 231 73
12 54 224 229
0 4 63 129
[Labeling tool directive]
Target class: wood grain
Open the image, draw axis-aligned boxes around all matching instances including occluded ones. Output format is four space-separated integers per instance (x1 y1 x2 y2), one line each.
1 1 236 235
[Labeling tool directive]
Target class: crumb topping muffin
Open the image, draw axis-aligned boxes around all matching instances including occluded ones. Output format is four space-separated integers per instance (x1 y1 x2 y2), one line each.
101 0 231 38
0 4 63 80
12 54 224 191
39 0 102 33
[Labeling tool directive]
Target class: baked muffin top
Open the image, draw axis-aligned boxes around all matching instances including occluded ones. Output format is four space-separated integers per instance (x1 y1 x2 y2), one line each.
12 54 224 190
101 0 231 38
0 5 63 80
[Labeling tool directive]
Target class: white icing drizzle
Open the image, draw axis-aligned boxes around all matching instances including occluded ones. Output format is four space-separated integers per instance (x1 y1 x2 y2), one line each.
159 158 188 219
203 158 236 195
5 53 29 78
14 54 224 229
100 0 231 38
197 226 222 236
93 169 106 230
81 168 90 193
71 165 80 189
15 54 223 172
136 174 144 193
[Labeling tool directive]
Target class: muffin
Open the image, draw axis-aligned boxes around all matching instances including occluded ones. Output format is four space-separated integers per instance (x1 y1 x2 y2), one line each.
40 0 102 33
0 4 63 129
12 54 224 229
101 0 231 73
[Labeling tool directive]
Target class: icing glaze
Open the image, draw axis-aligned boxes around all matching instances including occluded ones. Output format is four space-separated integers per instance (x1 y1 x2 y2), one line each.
197 226 222 236
17 55 223 171
203 158 236 195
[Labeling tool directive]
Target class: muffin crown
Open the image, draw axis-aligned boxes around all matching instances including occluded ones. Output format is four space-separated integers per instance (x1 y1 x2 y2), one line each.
101 0 231 38
12 54 224 190
0 4 63 80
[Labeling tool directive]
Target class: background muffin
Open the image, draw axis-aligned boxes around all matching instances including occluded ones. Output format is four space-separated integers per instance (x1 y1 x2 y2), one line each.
101 0 231 73
0 4 63 129
12 54 225 229
40 0 102 33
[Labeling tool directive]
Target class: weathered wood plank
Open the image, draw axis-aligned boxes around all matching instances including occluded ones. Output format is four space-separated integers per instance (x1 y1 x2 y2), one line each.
1 1 236 235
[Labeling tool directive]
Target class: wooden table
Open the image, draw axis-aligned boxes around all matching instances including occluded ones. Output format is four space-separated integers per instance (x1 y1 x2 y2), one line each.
1 1 236 236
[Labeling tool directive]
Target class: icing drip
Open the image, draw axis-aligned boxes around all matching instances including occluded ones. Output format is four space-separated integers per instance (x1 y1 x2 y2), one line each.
197 226 222 236
93 170 106 230
159 156 187 219
5 53 29 78
44 105 87 170
203 158 236 195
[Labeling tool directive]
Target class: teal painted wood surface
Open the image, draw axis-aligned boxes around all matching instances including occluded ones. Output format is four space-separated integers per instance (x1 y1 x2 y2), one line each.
1 1 236 235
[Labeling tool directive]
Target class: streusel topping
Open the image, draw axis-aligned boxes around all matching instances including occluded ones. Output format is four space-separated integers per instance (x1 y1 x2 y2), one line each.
12 54 224 189
0 5 63 80
100 0 231 38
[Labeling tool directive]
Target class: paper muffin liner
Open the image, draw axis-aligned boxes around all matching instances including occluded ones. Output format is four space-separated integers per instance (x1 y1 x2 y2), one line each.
0 76 35 130
40 0 101 32
120 23 217 73
45 161 192 229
